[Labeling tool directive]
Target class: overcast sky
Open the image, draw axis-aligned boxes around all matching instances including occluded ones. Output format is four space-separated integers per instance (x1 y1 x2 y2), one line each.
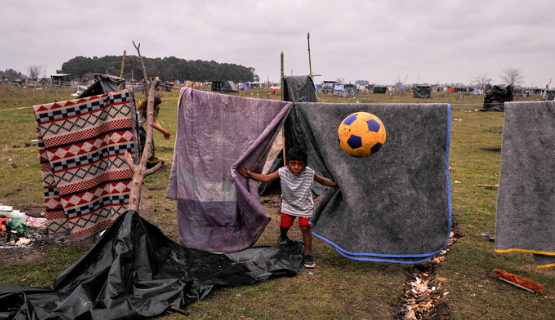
1 0 554 87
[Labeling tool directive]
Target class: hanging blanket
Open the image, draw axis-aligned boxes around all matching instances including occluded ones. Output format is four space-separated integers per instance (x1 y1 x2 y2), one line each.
166 88 292 253
33 89 138 239
292 102 452 263
495 101 555 268
0 211 304 320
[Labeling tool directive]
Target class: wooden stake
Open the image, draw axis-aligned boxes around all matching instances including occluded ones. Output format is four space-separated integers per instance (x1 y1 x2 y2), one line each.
307 32 313 78
281 51 286 166
119 50 126 90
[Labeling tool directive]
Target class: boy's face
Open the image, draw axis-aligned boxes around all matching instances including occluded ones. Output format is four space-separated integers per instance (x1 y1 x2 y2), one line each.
286 159 307 176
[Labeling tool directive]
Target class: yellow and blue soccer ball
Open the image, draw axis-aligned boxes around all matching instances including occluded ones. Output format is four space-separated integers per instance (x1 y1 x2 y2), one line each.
338 112 386 158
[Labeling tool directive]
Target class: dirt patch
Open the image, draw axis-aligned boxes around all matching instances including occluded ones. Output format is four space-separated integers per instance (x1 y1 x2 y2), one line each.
390 221 461 319
0 202 96 267
0 218 83 267
391 264 452 320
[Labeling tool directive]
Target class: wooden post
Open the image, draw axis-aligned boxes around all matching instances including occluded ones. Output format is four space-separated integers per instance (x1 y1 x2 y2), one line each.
52 77 57 102
307 32 313 78
119 50 126 90
281 52 286 166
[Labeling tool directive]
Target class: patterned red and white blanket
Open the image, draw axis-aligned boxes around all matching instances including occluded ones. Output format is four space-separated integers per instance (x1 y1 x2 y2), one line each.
33 89 138 238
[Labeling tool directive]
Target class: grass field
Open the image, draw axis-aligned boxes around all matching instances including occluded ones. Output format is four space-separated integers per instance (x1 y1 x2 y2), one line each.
1 85 554 320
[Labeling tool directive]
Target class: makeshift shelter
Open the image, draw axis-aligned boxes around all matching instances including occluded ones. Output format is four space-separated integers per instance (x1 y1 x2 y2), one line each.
321 81 337 94
71 85 88 96
162 82 174 92
413 85 431 99
344 84 359 98
211 80 238 93
50 74 72 87
481 85 513 112
11 79 26 87
333 84 345 96
77 73 124 98
373 86 387 94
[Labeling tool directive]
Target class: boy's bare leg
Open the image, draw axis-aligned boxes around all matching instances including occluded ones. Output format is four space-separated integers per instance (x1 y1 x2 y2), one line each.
280 227 290 238
300 226 312 254
277 227 291 244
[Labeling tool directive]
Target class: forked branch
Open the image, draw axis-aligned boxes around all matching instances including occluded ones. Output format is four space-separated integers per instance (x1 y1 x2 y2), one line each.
125 41 162 211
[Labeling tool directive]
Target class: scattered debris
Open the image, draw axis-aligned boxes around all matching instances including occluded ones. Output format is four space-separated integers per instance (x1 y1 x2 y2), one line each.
480 233 495 241
1 204 48 248
395 229 459 319
396 268 450 320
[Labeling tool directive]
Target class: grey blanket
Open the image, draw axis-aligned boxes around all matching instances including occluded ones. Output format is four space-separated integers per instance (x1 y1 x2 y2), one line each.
294 103 452 263
166 88 292 253
495 101 555 267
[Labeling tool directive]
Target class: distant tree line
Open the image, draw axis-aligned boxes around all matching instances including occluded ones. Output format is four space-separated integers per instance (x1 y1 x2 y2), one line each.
58 55 259 83
0 69 25 80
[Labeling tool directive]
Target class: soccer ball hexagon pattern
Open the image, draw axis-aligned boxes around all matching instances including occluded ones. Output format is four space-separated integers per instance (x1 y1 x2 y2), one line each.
337 112 386 158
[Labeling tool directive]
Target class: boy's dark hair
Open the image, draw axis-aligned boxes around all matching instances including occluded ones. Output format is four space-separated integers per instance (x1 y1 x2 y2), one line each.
286 145 308 164
138 96 162 118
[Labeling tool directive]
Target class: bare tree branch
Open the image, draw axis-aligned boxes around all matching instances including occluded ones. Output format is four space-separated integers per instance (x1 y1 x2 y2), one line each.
125 40 163 212
145 162 163 176
471 73 492 92
133 40 149 96
27 65 42 82
499 68 524 87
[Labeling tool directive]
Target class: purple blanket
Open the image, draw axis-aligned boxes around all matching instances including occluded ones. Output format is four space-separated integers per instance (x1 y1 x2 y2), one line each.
166 88 292 253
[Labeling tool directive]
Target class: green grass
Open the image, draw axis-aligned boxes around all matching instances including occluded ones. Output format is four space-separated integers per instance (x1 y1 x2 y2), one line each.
1 86 554 319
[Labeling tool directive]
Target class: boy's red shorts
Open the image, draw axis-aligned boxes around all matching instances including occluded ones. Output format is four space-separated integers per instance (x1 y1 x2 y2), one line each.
280 213 311 228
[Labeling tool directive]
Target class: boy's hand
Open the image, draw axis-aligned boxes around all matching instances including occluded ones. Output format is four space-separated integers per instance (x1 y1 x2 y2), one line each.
163 131 171 140
238 167 252 178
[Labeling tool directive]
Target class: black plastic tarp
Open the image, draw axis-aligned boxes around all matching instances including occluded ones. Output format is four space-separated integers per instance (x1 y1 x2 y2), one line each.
282 75 318 102
413 86 431 99
258 76 318 196
211 81 238 93
0 211 304 320
481 85 513 112
78 74 123 98
373 86 387 94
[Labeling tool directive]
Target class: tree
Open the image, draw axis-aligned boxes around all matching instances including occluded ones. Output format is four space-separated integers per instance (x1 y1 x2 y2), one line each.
472 73 492 92
500 68 524 86
27 65 42 81
0 69 24 80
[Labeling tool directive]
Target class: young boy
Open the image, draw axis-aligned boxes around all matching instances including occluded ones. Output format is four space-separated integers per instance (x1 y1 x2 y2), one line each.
238 146 337 268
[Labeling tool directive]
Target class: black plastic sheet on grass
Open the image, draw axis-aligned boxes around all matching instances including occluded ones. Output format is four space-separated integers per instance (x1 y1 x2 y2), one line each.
0 211 304 320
